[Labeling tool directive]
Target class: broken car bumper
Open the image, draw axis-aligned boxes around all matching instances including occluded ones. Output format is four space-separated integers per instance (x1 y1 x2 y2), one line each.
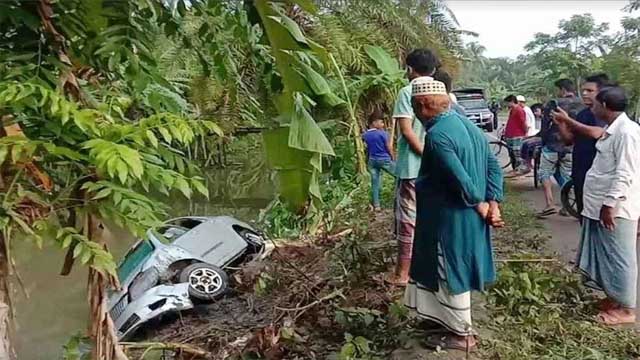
113 283 193 339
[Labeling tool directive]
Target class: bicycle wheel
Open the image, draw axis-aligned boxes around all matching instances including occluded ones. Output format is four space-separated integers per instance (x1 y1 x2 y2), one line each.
560 179 580 219
533 149 540 189
489 141 512 170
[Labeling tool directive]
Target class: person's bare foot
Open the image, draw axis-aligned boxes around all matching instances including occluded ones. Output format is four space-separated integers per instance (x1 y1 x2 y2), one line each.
383 259 411 285
383 272 408 285
596 307 636 325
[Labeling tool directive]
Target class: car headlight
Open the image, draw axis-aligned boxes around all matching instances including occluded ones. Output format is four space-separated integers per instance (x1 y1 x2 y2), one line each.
128 268 160 301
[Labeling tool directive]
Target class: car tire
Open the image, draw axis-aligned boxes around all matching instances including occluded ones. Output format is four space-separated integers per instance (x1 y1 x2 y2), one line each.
179 263 228 301
485 121 494 133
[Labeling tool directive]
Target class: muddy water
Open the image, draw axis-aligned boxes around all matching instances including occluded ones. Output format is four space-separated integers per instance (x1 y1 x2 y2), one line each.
13 155 275 359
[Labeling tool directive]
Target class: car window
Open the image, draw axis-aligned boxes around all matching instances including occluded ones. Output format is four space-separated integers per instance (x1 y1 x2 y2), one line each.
164 218 203 229
157 225 189 243
149 229 172 245
459 99 488 110
117 239 155 282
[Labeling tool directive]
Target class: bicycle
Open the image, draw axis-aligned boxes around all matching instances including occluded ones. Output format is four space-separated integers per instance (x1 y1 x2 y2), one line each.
488 125 513 169
560 179 581 219
489 126 541 189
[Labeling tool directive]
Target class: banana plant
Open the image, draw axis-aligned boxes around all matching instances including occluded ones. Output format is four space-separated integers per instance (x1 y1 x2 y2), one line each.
250 0 341 222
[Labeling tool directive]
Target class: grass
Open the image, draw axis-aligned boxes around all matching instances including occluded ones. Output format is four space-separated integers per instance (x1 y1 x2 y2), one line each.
479 186 640 360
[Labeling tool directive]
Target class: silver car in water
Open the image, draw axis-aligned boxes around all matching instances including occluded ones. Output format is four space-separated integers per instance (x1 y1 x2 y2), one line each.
108 216 265 339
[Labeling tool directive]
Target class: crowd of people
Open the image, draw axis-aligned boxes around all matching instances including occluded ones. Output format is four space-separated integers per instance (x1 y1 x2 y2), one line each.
361 47 640 351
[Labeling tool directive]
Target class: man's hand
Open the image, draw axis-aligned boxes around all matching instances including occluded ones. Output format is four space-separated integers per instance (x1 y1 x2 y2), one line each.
600 205 617 231
487 201 505 228
476 202 490 220
551 107 570 124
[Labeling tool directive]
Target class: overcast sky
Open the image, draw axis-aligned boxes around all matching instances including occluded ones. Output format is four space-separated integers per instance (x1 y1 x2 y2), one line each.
447 0 630 59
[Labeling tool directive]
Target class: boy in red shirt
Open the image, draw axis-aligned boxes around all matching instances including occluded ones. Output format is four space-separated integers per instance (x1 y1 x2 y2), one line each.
503 95 529 175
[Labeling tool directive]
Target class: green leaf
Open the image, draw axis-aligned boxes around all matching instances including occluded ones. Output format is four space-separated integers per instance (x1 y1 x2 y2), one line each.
80 249 92 264
73 243 84 258
279 14 308 44
120 148 144 179
158 127 172 143
116 160 129 184
263 128 313 211
174 177 192 198
298 61 333 96
92 187 112 200
192 179 209 198
204 121 224 137
146 130 158 148
364 45 403 76
113 191 122 205
62 235 74 249
0 146 8 164
288 94 335 156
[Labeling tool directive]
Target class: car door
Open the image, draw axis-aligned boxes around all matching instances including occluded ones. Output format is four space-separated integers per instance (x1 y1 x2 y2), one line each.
169 217 248 267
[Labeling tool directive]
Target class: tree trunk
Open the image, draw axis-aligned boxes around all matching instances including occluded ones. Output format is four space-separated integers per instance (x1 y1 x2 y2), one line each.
85 214 128 360
0 234 14 360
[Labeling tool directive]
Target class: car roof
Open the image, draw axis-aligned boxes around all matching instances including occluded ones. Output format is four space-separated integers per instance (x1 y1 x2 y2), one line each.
453 88 484 94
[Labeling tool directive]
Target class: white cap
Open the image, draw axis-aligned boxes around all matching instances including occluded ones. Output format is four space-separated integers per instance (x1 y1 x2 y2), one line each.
411 77 447 97
516 95 526 102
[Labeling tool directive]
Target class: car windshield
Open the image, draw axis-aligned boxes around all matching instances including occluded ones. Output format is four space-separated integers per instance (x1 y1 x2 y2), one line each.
117 239 155 282
459 99 488 110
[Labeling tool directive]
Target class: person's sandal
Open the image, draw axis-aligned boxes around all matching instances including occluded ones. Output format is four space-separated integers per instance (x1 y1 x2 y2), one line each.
595 310 636 326
536 207 558 218
424 334 477 351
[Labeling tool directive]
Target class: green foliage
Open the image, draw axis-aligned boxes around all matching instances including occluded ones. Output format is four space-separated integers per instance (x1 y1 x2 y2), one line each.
482 189 640 360
0 79 217 277
62 333 92 360
335 307 385 337
484 262 640 359
332 303 412 360
489 263 581 319
253 272 276 297
337 334 379 360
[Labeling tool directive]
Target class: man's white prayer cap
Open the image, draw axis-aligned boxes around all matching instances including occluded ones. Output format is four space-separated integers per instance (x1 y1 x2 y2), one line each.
411 77 448 97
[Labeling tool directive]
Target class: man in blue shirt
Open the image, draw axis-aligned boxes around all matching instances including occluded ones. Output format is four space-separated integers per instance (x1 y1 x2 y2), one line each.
553 74 610 215
362 110 395 210
537 79 584 217
387 48 439 285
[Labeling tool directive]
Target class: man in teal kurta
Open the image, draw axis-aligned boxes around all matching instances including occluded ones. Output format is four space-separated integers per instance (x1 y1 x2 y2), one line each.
404 77 504 351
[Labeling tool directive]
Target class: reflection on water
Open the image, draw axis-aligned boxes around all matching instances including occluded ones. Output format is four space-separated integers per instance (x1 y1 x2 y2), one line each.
13 143 275 359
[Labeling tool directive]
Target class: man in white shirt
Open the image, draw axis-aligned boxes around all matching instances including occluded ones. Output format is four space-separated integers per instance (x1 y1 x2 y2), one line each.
575 86 640 326
517 95 537 136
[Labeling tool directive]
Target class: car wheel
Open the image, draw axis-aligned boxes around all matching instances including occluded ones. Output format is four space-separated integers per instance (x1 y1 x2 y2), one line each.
179 263 228 301
485 121 494 133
